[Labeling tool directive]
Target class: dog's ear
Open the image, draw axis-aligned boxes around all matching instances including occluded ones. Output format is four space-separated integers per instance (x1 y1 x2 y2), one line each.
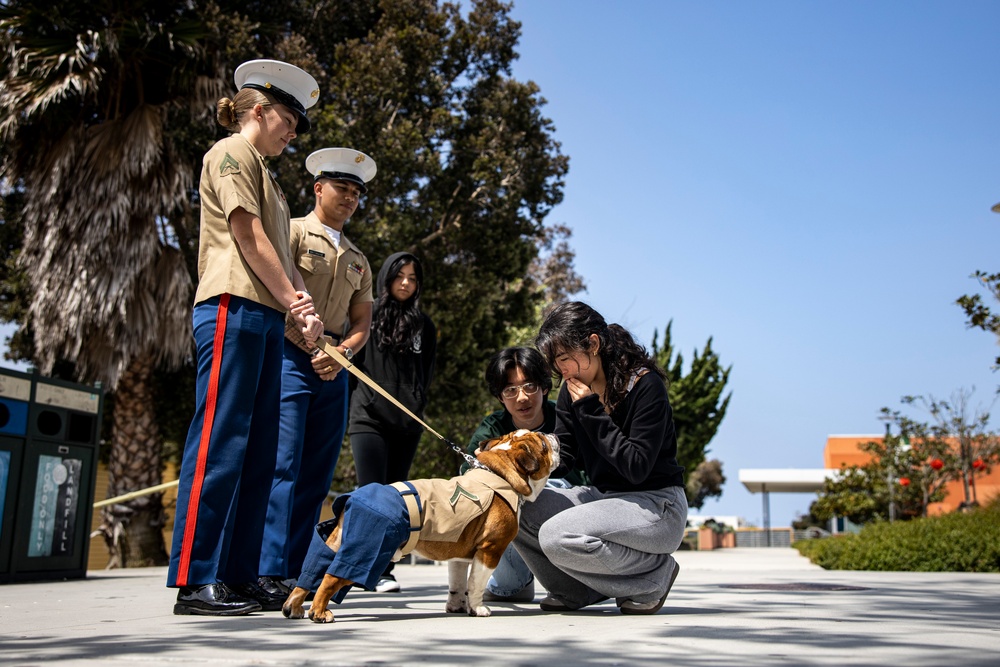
478 434 508 452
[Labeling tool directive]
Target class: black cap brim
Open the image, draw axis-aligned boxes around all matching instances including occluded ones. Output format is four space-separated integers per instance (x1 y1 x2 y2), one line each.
242 82 311 133
316 171 368 194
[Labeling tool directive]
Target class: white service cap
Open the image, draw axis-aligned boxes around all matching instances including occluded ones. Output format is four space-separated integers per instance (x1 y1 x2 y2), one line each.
234 59 319 133
305 148 377 194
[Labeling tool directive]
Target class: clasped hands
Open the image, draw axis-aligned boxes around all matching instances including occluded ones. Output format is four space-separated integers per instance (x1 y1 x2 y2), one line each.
289 291 338 381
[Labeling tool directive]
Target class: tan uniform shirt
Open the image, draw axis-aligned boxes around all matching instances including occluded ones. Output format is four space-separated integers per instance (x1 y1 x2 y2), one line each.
289 211 373 338
408 468 522 545
194 134 293 313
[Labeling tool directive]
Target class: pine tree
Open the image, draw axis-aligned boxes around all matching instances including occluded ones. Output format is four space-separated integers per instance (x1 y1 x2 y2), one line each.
651 321 732 507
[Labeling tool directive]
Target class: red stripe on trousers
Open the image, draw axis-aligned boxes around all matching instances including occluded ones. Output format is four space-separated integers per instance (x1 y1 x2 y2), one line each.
176 293 230 586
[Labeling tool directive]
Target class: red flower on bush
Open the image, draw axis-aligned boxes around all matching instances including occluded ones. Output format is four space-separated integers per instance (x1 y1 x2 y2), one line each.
930 458 944 470
972 458 985 470
899 477 911 486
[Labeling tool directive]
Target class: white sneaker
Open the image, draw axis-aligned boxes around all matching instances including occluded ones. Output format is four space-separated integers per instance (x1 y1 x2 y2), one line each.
375 576 401 593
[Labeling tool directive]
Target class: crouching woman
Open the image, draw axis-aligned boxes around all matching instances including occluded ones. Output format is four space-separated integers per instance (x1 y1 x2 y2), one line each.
513 301 688 614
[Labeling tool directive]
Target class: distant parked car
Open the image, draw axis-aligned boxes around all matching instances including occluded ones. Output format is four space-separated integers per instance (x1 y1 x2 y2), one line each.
804 527 831 539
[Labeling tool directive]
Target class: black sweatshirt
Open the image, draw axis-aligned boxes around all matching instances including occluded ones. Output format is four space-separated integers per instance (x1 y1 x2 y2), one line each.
347 253 436 436
553 372 685 492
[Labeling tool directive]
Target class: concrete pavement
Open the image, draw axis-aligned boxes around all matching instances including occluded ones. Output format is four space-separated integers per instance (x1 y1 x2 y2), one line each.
1 547 998 666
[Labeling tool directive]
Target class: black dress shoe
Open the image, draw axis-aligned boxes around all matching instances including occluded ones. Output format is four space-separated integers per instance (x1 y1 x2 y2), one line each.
174 583 262 616
229 580 287 611
257 575 293 597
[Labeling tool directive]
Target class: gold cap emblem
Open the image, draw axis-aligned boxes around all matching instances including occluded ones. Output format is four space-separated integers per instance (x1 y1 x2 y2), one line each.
310 89 319 98
355 154 365 163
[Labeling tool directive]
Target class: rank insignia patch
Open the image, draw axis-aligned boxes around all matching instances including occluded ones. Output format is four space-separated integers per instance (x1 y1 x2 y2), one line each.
219 153 241 176
450 484 480 507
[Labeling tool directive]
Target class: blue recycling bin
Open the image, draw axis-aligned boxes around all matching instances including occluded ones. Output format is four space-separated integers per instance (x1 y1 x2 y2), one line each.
0 367 104 583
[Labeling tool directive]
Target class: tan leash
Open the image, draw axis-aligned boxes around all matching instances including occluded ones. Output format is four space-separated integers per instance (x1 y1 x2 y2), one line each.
312 336 450 443
290 320 482 470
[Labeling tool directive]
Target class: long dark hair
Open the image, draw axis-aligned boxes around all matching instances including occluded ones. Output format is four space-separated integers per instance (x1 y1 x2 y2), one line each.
536 301 665 411
373 254 424 354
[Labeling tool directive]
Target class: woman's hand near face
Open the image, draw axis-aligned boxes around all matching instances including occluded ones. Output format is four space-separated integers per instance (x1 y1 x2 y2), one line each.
564 377 595 402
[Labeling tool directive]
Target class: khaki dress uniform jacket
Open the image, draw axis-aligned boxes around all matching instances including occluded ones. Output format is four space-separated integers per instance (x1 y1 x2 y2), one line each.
194 133 293 312
289 211 373 336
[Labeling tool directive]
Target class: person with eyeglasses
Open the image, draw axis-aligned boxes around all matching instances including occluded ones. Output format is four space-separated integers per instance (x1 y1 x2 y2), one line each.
463 347 586 603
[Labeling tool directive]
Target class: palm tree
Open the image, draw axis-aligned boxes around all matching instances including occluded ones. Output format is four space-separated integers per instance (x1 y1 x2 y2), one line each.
0 0 227 566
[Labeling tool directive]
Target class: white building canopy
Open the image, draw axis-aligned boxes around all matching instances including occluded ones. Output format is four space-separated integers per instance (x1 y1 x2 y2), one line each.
739 469 839 494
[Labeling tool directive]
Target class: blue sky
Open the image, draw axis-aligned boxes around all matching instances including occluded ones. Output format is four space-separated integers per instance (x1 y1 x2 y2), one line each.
3 2 998 528
506 1 1000 526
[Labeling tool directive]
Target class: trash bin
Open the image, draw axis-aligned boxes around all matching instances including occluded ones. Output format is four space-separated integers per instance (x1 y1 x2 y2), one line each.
0 367 104 583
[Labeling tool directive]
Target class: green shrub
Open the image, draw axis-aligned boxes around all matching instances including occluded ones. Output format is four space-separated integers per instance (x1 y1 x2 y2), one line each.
793 498 1000 571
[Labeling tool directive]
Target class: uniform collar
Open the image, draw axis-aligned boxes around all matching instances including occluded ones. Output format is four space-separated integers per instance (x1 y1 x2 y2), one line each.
235 133 269 169
303 210 360 255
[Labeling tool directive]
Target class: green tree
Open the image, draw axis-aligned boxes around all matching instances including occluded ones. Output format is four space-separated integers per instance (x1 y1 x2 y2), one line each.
897 389 1000 509
651 321 732 508
0 0 239 566
0 189 29 358
2 0 577 543
259 0 572 479
812 464 887 526
811 392 998 525
812 431 945 525
955 203 1000 371
956 270 1000 370
686 458 726 510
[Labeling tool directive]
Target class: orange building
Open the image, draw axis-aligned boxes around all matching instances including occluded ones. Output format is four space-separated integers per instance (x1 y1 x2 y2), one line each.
823 434 1000 515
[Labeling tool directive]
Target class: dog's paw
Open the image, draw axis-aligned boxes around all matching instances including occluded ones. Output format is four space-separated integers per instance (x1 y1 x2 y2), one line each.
469 604 492 617
445 592 469 614
445 600 469 614
307 608 335 624
282 603 305 620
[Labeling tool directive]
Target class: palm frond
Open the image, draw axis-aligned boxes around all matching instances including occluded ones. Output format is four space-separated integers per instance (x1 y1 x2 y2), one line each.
1 0 225 388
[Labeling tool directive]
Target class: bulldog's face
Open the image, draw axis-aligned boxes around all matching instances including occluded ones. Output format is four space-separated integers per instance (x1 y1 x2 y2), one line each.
476 429 560 501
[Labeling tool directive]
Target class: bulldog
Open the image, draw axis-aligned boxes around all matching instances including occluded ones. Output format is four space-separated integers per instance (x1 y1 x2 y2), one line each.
282 429 560 623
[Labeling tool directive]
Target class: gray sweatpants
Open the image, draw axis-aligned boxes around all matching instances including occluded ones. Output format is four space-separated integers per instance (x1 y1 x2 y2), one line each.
513 484 688 608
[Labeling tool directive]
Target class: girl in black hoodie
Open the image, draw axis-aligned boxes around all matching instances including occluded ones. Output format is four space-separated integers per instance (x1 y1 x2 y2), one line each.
347 252 436 592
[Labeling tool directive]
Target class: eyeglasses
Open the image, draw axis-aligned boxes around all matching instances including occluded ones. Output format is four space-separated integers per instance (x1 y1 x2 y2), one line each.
500 382 540 400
